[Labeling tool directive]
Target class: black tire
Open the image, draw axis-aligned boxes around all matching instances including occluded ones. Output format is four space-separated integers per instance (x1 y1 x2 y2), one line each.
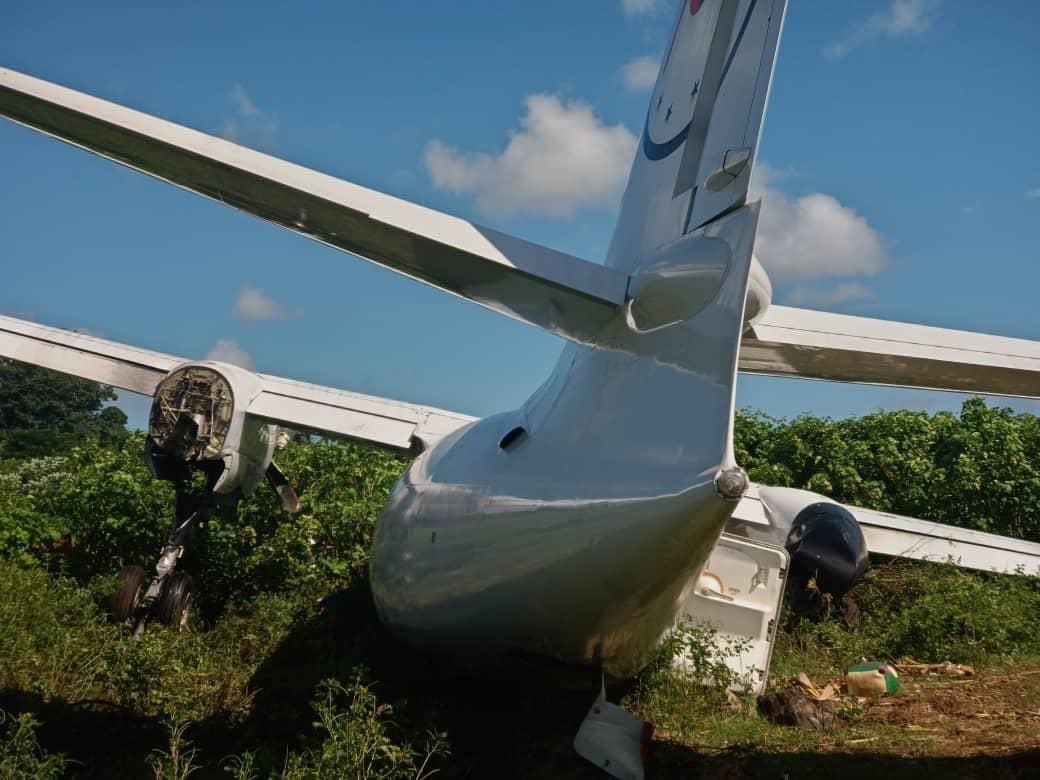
156 572 194 627
111 565 147 621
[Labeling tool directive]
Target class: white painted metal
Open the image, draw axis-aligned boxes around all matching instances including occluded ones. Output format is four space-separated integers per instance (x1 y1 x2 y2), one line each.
573 683 647 780
730 485 1040 577
5 0 1038 691
742 305 1040 399
370 203 761 679
607 0 788 270
853 505 1040 576
678 532 788 694
0 313 474 450
0 68 627 345
0 314 180 395
249 379 474 451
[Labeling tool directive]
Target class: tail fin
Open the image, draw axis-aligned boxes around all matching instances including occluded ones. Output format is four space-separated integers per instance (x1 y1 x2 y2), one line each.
607 0 787 272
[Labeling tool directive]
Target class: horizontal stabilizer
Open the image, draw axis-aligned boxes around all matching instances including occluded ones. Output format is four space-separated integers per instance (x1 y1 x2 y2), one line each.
741 305 1040 399
0 68 627 344
0 314 474 450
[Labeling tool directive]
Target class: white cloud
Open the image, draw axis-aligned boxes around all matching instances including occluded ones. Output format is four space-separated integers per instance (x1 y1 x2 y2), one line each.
784 281 874 308
232 285 291 321
825 0 941 59
424 94 637 219
1026 188 1040 199
621 55 660 92
619 0 668 18
229 84 259 117
205 340 254 370
751 164 890 282
219 84 278 150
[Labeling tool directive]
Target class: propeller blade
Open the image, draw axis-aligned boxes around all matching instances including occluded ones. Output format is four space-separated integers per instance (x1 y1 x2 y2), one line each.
265 461 301 514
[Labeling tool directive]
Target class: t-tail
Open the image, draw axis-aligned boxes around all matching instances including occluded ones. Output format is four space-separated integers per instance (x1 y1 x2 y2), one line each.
607 0 788 274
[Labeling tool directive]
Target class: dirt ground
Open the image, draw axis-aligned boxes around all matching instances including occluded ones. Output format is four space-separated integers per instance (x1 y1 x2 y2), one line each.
643 668 1040 779
430 668 1040 779
861 668 1040 757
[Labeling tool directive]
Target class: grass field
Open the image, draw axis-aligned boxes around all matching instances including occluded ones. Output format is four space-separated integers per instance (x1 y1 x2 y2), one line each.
2 437 1040 778
3 558 1040 778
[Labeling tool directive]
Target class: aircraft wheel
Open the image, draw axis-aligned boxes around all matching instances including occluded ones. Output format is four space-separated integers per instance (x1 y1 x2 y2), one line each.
156 572 194 628
111 565 147 621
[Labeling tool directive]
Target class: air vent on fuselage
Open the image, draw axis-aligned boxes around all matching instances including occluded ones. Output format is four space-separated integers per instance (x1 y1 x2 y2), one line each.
499 426 527 451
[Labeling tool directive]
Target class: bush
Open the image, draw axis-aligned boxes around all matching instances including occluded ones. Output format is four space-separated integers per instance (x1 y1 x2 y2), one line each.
777 560 1040 667
0 435 408 611
735 398 1040 541
280 673 448 780
0 711 67 779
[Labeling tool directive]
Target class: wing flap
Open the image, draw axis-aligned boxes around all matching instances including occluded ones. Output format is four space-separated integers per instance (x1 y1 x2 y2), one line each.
741 305 1040 398
249 375 475 450
0 67 627 343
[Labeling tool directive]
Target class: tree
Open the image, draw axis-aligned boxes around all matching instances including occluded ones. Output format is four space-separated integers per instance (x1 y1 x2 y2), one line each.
735 398 1040 542
0 358 128 459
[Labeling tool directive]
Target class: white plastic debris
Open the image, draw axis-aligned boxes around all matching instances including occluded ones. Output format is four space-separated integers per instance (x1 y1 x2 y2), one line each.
573 679 651 780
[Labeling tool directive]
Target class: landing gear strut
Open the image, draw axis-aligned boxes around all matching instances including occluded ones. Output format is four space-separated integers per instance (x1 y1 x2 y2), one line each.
111 487 211 636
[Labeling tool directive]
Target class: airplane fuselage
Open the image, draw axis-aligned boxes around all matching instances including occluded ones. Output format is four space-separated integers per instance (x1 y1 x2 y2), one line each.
370 207 761 679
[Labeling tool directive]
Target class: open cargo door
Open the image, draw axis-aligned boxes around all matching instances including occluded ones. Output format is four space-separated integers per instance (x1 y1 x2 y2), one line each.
677 533 788 694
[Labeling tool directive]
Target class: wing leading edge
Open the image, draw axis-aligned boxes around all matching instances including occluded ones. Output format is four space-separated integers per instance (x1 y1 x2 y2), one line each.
0 67 627 345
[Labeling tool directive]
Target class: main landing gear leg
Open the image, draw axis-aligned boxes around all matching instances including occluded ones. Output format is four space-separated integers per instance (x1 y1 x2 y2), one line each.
111 489 208 637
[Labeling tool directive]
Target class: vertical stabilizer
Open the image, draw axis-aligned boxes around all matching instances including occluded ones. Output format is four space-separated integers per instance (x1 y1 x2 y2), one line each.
607 0 787 273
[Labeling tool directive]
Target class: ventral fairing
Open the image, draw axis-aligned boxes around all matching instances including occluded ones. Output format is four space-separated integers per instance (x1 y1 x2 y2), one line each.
2 2 1040 775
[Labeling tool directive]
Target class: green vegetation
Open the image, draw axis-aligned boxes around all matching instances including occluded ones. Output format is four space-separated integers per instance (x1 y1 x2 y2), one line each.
0 359 127 460
1 364 1039 775
737 398 1040 540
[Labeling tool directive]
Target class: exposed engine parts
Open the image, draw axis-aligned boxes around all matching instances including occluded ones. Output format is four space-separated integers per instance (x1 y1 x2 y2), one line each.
113 361 300 636
149 366 234 463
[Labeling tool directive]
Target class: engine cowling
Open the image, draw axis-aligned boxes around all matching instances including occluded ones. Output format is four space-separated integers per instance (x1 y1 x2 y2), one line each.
785 501 870 609
747 486 870 613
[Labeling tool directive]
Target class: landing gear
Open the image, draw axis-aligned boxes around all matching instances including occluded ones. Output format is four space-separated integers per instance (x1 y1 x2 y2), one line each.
111 486 211 637
156 571 194 627
111 565 148 621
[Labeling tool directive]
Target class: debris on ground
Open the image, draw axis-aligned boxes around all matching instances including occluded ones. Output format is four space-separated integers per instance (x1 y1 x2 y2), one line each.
757 689 838 730
794 671 839 701
895 658 976 678
846 661 901 697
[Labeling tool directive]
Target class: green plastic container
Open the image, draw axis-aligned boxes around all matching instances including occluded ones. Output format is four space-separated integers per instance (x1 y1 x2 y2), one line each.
847 661 901 696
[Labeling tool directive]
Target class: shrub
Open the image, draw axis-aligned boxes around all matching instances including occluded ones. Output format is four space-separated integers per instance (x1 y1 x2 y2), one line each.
280 673 448 780
0 435 408 611
778 560 1040 667
735 398 1040 541
0 711 67 779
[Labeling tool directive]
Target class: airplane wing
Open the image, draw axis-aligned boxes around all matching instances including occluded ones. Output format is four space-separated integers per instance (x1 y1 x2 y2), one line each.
741 305 1040 399
732 484 1040 577
852 504 1040 576
4 69 1040 400
0 67 626 346
0 313 475 451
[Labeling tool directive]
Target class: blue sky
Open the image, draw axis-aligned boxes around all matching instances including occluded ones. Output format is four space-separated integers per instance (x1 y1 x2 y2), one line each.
2 0 1039 429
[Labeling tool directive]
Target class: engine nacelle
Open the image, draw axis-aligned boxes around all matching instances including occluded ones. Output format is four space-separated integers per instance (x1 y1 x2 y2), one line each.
785 501 870 604
146 361 277 499
744 254 772 330
743 486 870 613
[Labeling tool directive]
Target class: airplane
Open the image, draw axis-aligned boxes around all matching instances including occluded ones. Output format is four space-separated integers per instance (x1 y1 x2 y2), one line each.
3 2 1040 775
